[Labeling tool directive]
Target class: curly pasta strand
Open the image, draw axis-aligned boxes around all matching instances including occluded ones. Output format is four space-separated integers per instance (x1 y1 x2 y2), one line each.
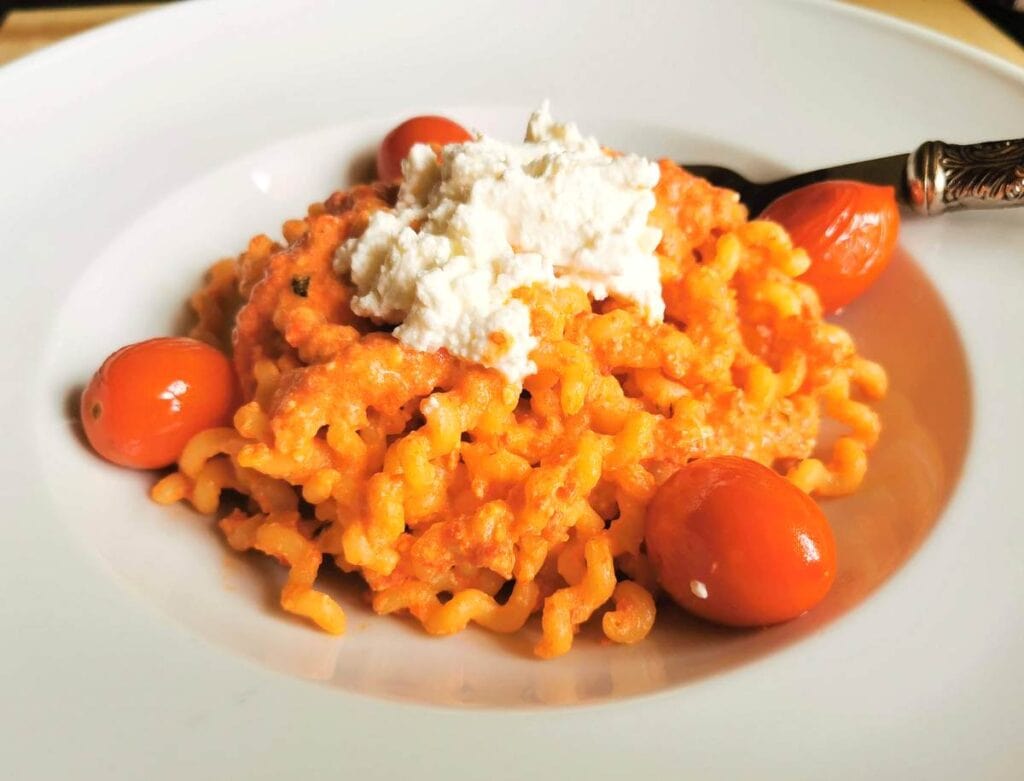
602 581 656 644
535 536 616 659
418 580 540 636
151 472 190 505
787 436 868 496
220 510 345 634
178 427 246 478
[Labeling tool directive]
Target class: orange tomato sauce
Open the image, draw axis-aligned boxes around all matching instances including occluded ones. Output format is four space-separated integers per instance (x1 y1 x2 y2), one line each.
152 162 886 658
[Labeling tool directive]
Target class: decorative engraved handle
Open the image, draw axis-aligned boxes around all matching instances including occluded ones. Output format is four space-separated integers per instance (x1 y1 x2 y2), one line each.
906 139 1024 215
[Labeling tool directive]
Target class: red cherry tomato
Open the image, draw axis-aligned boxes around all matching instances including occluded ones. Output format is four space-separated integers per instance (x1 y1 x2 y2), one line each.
645 456 837 627
760 180 899 313
80 337 240 469
376 115 473 181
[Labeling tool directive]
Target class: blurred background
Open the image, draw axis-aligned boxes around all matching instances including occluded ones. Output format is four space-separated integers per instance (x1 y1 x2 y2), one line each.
0 0 1022 67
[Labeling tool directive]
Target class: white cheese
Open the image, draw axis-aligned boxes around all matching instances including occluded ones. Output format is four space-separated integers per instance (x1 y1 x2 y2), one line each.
334 102 663 383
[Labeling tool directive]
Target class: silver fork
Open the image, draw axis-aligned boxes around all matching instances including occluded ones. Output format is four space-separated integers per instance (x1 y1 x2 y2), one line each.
682 138 1024 216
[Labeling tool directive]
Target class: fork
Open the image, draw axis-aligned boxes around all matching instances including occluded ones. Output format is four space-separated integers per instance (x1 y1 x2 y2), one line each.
682 138 1024 216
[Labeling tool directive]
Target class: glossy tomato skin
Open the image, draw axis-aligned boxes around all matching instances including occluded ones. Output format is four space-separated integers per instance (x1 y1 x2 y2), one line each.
376 115 473 181
645 456 837 627
81 337 240 469
761 180 899 313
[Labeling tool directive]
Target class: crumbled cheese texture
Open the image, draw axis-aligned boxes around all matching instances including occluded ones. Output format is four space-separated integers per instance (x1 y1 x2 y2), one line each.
333 102 663 382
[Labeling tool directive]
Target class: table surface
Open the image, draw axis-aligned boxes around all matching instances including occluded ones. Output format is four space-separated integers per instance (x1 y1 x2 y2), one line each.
0 0 1023 68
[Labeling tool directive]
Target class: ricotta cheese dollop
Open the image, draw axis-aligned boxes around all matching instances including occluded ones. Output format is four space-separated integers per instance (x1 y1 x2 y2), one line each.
333 103 663 383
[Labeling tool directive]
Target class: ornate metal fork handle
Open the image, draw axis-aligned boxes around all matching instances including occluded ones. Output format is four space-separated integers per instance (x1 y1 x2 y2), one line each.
907 138 1024 215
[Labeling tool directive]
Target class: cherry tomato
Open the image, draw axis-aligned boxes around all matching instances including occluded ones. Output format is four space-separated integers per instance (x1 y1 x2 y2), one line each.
80 337 240 469
377 115 473 181
645 456 837 627
760 180 899 313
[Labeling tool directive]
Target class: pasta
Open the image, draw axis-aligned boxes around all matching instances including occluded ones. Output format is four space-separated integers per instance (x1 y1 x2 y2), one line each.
152 162 885 658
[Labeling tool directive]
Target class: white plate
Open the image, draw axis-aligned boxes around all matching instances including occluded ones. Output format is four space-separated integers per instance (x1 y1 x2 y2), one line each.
1 1 1022 778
